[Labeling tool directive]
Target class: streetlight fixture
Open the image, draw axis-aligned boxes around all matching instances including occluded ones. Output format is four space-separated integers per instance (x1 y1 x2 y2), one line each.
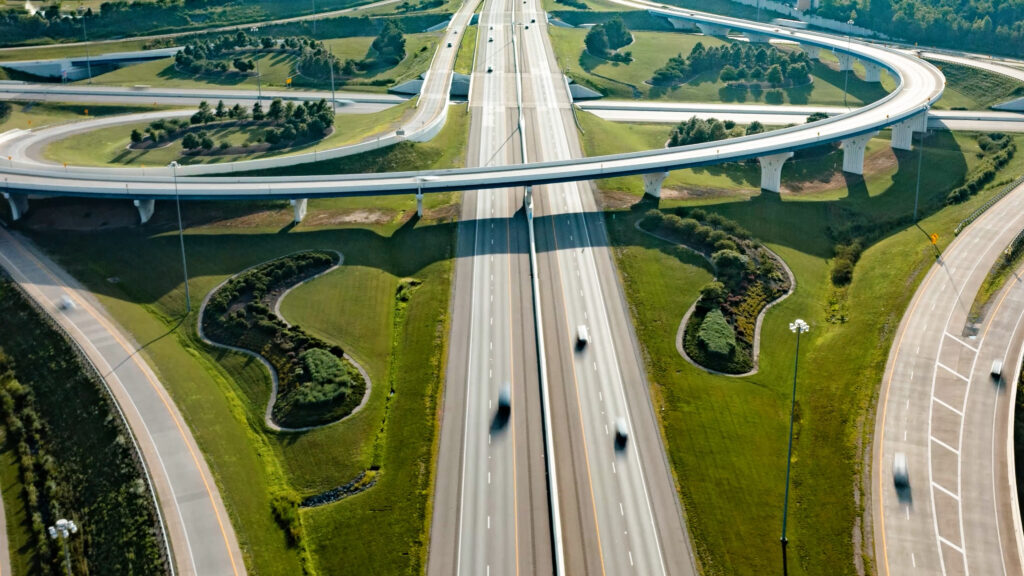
329 50 337 114
168 161 191 314
913 124 926 222
843 19 854 108
251 27 262 103
311 0 317 36
781 318 809 576
77 7 93 83
48 518 78 576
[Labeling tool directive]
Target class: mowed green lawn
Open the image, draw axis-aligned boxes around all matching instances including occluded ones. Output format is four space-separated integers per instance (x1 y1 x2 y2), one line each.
78 33 439 93
931 60 1024 110
20 109 468 575
43 100 413 167
551 28 895 105
0 101 168 132
602 133 1024 574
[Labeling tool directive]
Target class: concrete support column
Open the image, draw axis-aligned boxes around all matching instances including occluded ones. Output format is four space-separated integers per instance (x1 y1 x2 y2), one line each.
290 198 307 223
862 61 882 82
803 45 821 60
746 32 772 43
836 52 855 71
696 22 730 37
642 171 669 198
416 191 424 217
911 109 929 133
890 119 914 151
666 17 698 31
2 192 27 221
758 152 794 193
133 199 155 224
841 131 877 174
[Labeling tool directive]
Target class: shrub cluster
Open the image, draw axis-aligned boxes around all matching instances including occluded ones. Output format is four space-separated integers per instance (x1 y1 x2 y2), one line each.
584 16 633 62
830 240 863 286
697 308 736 357
174 30 275 75
651 41 811 87
668 116 764 147
0 102 10 123
946 133 1017 205
204 251 366 428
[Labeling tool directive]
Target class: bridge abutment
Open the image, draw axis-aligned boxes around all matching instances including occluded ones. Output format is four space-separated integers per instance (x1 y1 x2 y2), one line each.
290 198 308 223
841 131 878 174
758 152 793 193
2 192 27 221
133 199 155 224
643 171 669 198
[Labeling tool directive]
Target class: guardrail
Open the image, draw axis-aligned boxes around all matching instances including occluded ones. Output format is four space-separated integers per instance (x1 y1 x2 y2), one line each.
954 174 1024 235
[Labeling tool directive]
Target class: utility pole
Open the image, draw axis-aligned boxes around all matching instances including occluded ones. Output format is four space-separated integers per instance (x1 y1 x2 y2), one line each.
169 161 191 314
330 54 336 113
913 126 925 221
78 8 93 83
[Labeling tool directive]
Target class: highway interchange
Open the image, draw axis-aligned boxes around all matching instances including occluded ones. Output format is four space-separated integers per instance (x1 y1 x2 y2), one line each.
1 0 1024 574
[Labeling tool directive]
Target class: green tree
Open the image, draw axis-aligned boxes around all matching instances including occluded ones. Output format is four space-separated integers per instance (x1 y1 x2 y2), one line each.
252 101 264 121
215 100 227 118
698 308 736 357
602 16 631 50
182 132 199 149
712 249 750 289
584 26 609 55
130 129 143 144
699 281 728 308
767 64 783 85
372 20 406 64
200 135 214 150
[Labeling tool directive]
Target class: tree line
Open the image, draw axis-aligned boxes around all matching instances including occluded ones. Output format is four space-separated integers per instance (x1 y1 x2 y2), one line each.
584 16 633 62
652 41 811 87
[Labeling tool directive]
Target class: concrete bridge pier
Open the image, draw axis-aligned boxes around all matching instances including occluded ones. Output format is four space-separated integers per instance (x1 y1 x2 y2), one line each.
416 191 425 217
758 152 793 193
803 45 821 60
841 131 878 174
2 192 27 221
746 32 772 43
643 171 669 198
133 199 155 224
836 52 855 71
666 17 699 31
290 198 308 223
696 22 730 37
890 110 929 151
862 61 883 82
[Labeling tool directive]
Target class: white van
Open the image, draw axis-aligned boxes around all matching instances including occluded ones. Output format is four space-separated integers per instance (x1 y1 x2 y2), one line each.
576 324 589 348
893 452 909 488
991 359 1003 379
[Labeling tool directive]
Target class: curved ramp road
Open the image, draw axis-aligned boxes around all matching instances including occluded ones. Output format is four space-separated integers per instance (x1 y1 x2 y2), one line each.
874 183 1024 576
0 0 942 190
0 227 245 576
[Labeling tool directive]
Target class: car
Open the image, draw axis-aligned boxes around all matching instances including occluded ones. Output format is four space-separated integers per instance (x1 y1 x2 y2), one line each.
58 294 75 311
530 18 536 22
614 418 628 448
487 65 493 73
489 36 494 42
576 324 589 348
447 42 453 47
991 359 1003 378
489 25 493 30
525 25 529 29
893 452 909 488
497 383 511 415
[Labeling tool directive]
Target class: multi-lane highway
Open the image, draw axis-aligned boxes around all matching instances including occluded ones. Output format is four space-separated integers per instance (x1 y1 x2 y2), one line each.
0 226 244 576
429 0 553 573
875 183 1024 576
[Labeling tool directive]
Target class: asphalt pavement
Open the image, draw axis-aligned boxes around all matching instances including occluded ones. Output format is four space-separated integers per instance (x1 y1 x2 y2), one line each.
0 226 245 576
874 182 1024 576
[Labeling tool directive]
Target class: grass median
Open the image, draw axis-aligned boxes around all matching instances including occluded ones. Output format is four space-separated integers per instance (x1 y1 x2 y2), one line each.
595 131 1024 574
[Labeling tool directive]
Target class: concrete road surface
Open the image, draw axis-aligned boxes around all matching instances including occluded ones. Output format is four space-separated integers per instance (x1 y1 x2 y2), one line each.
429 0 553 574
517 0 697 574
0 226 244 576
874 182 1024 576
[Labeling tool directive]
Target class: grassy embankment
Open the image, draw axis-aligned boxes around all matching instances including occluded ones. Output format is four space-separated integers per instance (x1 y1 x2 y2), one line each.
43 100 413 167
74 33 439 94
0 101 172 132
0 280 169 575
930 60 1024 110
549 27 895 105
454 24 477 75
590 117 1024 574
19 105 468 575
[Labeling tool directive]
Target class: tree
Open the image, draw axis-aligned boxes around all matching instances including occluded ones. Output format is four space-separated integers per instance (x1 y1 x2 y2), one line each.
806 111 829 123
182 132 200 149
268 98 284 122
602 16 631 50
252 101 265 121
200 135 214 150
699 281 728 308
130 129 143 144
745 121 764 135
215 100 227 118
584 26 609 55
767 64 783 85
233 58 252 72
720 65 739 82
371 20 406 64
697 308 736 357
712 249 750 289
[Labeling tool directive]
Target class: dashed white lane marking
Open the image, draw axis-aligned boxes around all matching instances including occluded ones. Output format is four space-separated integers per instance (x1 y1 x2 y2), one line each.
488 472 491 485
910 369 914 380
611 461 616 474
932 481 960 501
936 361 970 382
599 391 603 402
487 516 491 530
629 551 634 567
904 430 908 441
912 553 917 567
619 502 624 516
931 435 960 455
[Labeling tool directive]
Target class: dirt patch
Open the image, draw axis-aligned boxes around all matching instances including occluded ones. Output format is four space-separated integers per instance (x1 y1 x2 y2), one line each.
598 189 642 210
425 201 460 223
782 148 898 196
661 186 758 201
303 209 394 227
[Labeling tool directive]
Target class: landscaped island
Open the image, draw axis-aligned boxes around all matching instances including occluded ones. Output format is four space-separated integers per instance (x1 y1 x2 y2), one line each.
640 208 791 374
202 251 367 429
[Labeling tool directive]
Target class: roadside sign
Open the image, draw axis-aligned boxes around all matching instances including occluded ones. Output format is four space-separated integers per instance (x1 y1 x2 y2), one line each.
931 233 939 244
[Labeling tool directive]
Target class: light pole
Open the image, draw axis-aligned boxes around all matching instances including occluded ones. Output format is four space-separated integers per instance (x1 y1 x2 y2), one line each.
311 0 317 36
48 518 78 576
251 27 262 103
781 318 809 576
913 125 925 221
77 8 93 84
756 0 762 22
169 161 191 314
329 51 337 114
843 19 854 108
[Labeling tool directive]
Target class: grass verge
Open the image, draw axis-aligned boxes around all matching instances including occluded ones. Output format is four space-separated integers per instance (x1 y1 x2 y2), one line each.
600 131 1024 574
454 24 478 75
931 60 1024 110
0 101 171 133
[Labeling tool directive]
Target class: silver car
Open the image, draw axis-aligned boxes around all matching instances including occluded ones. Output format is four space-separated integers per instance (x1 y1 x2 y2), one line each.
893 452 909 488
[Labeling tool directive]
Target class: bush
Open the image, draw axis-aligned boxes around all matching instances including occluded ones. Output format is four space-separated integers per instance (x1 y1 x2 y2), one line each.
699 281 728 308
271 491 303 546
831 258 855 285
698 308 736 357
